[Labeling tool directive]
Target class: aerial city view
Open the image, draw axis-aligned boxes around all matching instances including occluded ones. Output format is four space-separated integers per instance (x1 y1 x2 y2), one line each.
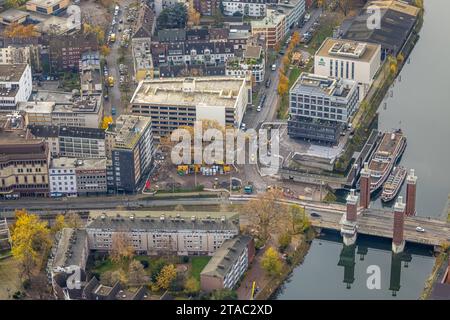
0 0 448 307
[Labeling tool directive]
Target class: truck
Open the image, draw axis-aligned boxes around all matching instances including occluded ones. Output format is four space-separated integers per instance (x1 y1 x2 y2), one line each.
107 76 115 87
244 183 253 194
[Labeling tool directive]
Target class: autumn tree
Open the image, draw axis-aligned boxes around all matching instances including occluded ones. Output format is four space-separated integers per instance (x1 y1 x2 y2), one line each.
184 276 200 296
277 72 289 96
4 23 38 38
260 247 283 276
83 23 105 43
11 210 51 280
100 45 111 57
289 205 311 234
278 232 292 253
187 0 201 27
65 212 83 228
156 264 177 290
110 232 134 263
241 190 289 241
127 260 147 286
338 0 351 16
51 214 66 234
101 116 113 129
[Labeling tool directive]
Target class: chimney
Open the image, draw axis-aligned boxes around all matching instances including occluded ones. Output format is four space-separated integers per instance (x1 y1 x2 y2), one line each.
392 196 406 253
405 169 417 216
360 162 371 209
346 189 358 222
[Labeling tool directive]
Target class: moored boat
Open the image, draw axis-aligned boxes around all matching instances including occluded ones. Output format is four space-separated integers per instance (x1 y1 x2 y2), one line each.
381 166 407 202
366 129 407 193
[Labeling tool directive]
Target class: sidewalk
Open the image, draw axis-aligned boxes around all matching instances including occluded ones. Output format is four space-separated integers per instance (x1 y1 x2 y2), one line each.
236 247 270 300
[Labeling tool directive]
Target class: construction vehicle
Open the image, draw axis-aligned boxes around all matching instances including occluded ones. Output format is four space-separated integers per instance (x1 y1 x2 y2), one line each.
107 76 115 87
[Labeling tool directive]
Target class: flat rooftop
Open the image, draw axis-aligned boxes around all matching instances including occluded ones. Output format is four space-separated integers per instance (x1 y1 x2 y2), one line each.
0 64 28 82
27 0 67 8
131 77 246 109
19 101 55 114
251 10 285 29
107 115 150 150
0 9 29 22
291 72 356 99
51 157 107 170
316 38 380 63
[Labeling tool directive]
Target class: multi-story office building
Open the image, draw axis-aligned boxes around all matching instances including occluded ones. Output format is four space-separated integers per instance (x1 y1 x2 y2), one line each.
106 115 153 193
0 64 32 111
314 38 381 100
251 10 286 48
225 45 265 83
200 235 255 292
19 95 103 128
130 77 251 138
0 115 50 199
26 0 70 15
85 213 240 256
288 72 359 144
58 126 106 159
276 0 306 33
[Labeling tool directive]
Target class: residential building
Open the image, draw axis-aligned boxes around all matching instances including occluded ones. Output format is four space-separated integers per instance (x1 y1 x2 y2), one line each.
49 157 77 197
154 0 187 16
129 77 251 138
227 25 253 50
132 40 154 81
49 227 89 300
0 114 50 199
193 0 218 16
314 38 382 99
200 235 255 292
49 157 107 197
48 34 98 71
251 9 286 48
274 0 306 33
131 3 156 45
28 124 60 156
79 51 102 97
225 45 265 83
344 0 420 59
26 0 70 15
106 115 153 193
85 213 240 256
58 126 106 159
222 0 268 18
288 72 359 144
0 63 32 111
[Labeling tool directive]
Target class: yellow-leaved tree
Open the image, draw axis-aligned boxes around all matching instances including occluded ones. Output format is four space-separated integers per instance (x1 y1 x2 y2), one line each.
260 247 283 276
277 72 289 96
101 116 113 129
156 264 177 290
51 214 66 234
11 209 51 280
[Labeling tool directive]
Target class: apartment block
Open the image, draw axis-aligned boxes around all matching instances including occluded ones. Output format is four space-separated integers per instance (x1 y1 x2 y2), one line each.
86 213 240 256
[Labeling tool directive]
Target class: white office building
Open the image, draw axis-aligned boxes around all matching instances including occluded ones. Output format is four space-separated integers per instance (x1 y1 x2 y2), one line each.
314 38 381 100
0 64 32 110
222 0 268 17
49 158 77 197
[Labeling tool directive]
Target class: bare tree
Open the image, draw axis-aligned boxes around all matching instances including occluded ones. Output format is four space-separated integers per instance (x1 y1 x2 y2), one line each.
110 232 134 263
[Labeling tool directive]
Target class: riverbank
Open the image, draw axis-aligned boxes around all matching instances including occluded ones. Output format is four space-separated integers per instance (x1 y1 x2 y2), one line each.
256 229 315 300
420 247 449 300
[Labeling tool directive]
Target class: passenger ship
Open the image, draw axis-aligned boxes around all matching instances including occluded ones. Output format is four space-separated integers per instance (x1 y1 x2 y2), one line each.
381 166 407 202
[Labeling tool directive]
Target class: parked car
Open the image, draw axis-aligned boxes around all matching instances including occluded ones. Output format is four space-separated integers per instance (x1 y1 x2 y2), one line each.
310 212 321 218
415 226 425 233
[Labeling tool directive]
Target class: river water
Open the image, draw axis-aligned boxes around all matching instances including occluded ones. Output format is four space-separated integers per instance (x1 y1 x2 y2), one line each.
275 0 449 299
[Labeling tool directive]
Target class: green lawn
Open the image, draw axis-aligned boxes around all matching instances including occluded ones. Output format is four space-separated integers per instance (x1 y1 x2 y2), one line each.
288 66 301 89
190 256 211 281
0 257 20 299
